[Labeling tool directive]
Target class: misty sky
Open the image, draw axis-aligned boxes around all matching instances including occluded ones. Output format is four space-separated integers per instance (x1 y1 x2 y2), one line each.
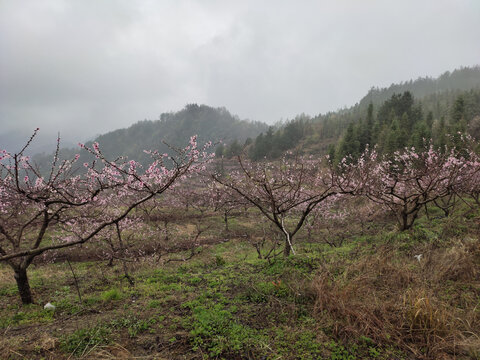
1 0 479 143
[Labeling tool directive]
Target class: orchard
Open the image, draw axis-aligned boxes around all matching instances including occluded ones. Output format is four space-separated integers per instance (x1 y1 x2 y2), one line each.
0 132 479 359
0 130 213 304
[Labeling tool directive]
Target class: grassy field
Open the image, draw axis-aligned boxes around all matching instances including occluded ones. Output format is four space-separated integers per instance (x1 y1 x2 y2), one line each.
0 205 479 359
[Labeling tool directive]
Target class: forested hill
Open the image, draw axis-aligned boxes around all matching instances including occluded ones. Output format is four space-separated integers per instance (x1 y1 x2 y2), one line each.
357 66 480 111
32 66 480 165
241 65 480 160
33 104 267 166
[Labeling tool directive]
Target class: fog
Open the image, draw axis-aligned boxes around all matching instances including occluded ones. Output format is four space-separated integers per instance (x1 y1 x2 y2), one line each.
1 0 479 146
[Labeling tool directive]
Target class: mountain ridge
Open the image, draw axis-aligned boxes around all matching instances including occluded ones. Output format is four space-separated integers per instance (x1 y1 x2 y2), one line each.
23 65 480 165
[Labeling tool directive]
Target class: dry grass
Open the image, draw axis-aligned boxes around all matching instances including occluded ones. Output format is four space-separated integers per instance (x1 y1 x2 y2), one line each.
0 265 12 285
428 239 479 282
81 343 133 359
312 239 480 359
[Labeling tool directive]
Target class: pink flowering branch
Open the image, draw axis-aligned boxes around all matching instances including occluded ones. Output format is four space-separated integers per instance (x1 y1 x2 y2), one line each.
338 141 477 230
212 153 338 256
0 131 213 304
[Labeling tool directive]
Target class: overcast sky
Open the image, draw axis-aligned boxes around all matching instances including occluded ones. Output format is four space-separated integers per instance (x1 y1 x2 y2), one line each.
1 0 479 144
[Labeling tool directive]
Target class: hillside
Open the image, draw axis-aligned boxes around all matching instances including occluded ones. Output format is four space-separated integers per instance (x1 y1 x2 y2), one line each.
358 65 480 111
29 66 480 165
1 195 479 359
243 66 480 160
33 104 267 166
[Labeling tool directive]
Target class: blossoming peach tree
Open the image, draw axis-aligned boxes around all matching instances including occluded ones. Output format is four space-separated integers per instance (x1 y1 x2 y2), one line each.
340 144 478 230
0 129 212 304
213 154 340 256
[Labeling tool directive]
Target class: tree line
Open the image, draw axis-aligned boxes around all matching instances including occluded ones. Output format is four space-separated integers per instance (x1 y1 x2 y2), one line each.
237 88 480 162
220 66 480 161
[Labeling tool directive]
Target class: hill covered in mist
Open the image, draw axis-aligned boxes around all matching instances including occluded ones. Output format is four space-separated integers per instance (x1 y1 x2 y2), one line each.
32 104 267 166
358 66 480 110
241 65 480 160
30 65 480 166
91 104 266 161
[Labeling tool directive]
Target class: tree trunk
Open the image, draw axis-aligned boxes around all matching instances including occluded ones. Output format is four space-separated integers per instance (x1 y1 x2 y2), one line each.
224 211 229 232
399 212 409 231
14 267 33 304
283 241 292 257
399 208 419 231
116 223 135 286
280 219 295 257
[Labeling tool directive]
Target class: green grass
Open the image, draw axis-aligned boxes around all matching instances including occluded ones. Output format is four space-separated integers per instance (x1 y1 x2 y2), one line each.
100 288 123 302
0 203 479 359
0 305 55 328
59 325 112 356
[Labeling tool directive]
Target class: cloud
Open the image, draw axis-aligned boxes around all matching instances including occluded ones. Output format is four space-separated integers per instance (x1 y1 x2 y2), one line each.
1 0 479 143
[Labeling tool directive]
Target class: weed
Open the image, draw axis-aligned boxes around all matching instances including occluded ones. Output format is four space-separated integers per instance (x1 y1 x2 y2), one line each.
110 315 156 337
243 280 291 303
187 276 202 285
412 223 439 242
60 325 111 356
83 295 101 306
55 299 82 315
404 290 449 339
187 303 262 357
327 341 356 360
0 285 19 296
101 288 123 302
215 255 226 267
272 328 324 359
148 299 163 308
430 239 479 282
1 306 55 328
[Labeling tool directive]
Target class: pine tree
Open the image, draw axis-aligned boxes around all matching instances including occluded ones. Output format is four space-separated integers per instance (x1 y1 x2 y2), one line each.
337 123 360 161
410 121 430 151
426 111 434 129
